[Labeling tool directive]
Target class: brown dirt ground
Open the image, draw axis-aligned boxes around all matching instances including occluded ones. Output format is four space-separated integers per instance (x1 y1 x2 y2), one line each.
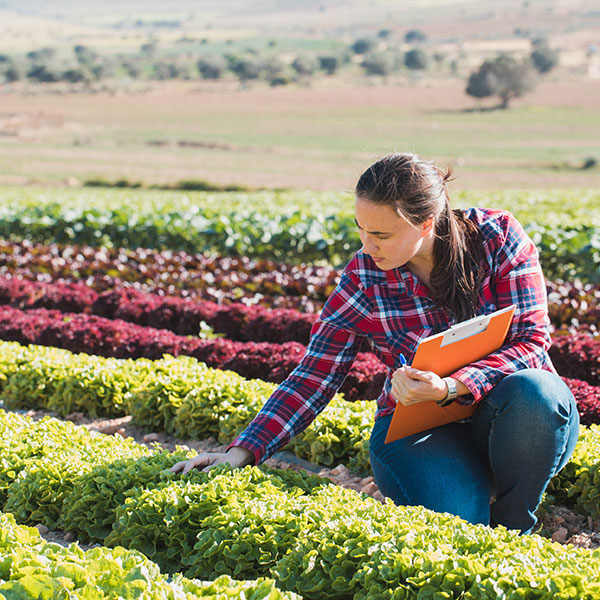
11 407 600 552
1 78 600 190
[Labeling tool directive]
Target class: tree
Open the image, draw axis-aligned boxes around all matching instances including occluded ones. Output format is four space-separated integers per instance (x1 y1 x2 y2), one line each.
153 60 191 80
91 60 114 81
122 60 142 79
466 54 537 109
318 55 339 75
351 38 376 55
3 65 22 82
361 51 395 77
197 55 227 79
404 48 428 71
227 55 261 83
530 40 559 73
26 48 57 62
261 56 289 86
404 29 426 44
62 67 90 83
291 54 318 77
0 57 23 83
74 45 98 66
27 63 60 83
140 40 158 58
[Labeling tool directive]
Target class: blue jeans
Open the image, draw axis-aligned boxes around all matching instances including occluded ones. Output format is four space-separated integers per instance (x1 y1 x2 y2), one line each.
369 369 580 534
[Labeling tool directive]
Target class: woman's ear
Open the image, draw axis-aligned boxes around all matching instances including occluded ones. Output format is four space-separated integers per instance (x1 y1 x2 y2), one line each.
421 217 434 238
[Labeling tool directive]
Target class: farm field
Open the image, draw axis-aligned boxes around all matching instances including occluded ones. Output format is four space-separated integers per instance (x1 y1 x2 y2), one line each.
2 1 600 594
0 183 599 597
2 78 600 191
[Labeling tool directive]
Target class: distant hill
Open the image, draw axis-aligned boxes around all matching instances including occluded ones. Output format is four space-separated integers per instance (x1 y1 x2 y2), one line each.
1 0 599 41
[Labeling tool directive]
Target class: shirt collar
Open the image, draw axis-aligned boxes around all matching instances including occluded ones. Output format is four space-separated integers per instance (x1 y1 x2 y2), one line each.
385 264 433 299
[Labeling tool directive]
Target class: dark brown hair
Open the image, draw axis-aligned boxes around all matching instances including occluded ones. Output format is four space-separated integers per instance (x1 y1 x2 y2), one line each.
355 153 484 321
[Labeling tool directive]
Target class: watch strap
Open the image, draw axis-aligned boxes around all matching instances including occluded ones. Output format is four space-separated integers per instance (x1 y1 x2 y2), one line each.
437 377 458 407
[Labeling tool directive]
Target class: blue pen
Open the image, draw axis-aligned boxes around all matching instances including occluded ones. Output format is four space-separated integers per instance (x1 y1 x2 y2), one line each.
399 354 407 367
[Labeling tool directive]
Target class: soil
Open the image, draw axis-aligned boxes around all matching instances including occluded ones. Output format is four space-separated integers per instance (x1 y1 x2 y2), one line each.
10 407 600 552
1 78 600 191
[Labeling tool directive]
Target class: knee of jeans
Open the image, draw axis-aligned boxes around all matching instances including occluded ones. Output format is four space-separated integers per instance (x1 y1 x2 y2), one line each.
369 416 391 453
369 437 385 464
496 369 574 419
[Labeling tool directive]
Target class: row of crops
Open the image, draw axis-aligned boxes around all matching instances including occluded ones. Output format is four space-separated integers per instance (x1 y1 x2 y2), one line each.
0 512 298 599
1 340 599 516
1 410 599 598
1 186 599 598
0 186 598 279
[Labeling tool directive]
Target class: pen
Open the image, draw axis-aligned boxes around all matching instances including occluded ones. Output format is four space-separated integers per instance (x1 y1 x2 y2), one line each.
399 354 407 367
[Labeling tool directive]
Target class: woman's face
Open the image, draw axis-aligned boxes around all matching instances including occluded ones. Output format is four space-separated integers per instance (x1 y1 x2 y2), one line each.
355 197 432 271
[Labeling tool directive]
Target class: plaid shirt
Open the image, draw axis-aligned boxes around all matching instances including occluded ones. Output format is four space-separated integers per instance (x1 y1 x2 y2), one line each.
230 207 556 465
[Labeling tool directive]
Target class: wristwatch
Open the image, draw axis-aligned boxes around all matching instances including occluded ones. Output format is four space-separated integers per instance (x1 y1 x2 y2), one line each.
437 377 458 407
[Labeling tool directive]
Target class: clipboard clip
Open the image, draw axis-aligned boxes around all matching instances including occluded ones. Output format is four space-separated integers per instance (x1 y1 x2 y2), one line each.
440 313 492 347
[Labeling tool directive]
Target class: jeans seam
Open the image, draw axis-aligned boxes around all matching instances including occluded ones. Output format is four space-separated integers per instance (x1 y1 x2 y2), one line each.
549 398 577 478
369 448 412 505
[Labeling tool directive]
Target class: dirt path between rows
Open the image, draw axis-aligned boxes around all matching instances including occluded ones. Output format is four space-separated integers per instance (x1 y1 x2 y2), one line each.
11 407 600 551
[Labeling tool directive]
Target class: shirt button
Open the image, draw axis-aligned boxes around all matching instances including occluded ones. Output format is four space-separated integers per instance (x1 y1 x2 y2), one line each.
409 344 414 350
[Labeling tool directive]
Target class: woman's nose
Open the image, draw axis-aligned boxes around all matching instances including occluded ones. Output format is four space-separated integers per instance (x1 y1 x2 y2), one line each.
361 239 378 255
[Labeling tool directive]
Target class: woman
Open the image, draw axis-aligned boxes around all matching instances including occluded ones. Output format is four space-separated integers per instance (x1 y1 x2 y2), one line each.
172 153 579 534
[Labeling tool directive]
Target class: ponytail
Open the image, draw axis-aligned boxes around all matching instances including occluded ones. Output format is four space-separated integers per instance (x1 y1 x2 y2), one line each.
430 199 485 321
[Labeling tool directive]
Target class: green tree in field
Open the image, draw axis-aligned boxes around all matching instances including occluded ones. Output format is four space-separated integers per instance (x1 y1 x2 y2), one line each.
227 54 261 84
261 55 290 86
351 38 376 55
73 45 98 66
91 60 114 81
318 55 339 75
404 29 427 44
530 39 559 73
3 64 22 82
466 53 537 109
62 67 90 83
361 51 396 77
122 60 143 79
0 56 23 83
26 47 57 62
27 63 61 83
197 55 227 79
140 39 158 58
292 54 318 77
404 48 428 71
153 60 191 80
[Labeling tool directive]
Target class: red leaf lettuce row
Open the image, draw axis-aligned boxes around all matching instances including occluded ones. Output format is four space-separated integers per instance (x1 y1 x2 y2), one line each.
0 305 385 401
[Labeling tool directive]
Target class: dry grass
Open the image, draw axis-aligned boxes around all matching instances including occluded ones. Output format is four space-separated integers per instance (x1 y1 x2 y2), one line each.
1 77 599 191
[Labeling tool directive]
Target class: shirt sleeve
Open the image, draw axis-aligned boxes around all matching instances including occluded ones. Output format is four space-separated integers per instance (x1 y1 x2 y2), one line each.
450 213 554 405
227 267 372 465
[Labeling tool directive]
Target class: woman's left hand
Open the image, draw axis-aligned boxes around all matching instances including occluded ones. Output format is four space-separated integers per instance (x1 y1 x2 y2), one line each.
391 366 447 406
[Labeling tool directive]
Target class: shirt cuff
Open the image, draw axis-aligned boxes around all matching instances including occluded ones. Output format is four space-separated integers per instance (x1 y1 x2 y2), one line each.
450 366 491 404
226 439 262 466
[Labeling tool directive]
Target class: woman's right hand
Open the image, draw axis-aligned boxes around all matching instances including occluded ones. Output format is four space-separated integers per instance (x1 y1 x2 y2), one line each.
170 446 254 475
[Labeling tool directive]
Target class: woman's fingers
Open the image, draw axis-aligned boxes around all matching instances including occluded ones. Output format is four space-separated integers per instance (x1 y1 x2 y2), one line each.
404 367 434 382
171 451 246 475
169 453 216 475
169 460 187 474
392 378 411 405
392 367 441 405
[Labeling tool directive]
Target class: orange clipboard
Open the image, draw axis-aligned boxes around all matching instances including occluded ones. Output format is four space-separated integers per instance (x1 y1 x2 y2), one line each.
384 304 516 444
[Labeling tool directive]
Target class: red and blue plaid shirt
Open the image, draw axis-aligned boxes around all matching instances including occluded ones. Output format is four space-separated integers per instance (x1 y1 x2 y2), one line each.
230 208 556 465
